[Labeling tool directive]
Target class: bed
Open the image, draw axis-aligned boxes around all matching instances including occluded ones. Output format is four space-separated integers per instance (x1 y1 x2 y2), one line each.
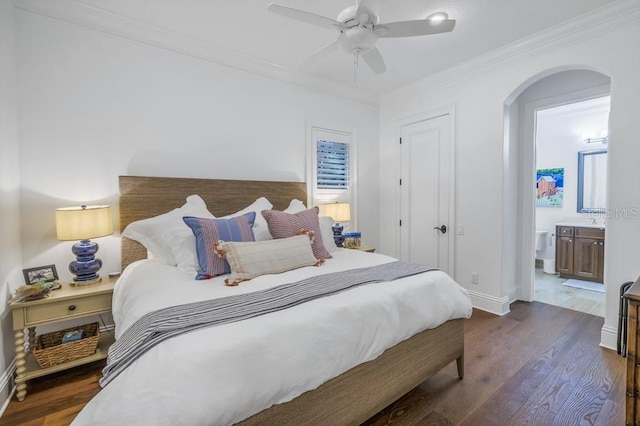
71 176 472 426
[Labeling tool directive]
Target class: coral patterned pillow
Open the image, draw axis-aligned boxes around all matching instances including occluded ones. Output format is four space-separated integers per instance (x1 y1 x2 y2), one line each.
261 207 332 260
183 212 256 280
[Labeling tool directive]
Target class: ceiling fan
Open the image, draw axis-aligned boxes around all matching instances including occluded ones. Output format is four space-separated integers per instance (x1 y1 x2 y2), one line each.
267 1 455 76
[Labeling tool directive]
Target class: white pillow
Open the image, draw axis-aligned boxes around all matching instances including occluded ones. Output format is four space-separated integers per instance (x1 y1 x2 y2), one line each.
122 195 213 265
222 197 273 241
284 199 307 213
170 197 274 277
215 234 322 286
164 225 208 276
319 216 338 253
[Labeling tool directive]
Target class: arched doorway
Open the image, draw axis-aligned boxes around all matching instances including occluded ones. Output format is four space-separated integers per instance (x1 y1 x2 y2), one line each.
502 69 611 309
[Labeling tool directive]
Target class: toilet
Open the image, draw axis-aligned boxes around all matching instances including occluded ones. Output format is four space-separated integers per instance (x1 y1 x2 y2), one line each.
536 230 556 274
535 230 548 253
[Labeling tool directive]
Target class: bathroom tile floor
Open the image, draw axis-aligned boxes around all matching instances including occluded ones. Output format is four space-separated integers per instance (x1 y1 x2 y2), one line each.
534 268 605 317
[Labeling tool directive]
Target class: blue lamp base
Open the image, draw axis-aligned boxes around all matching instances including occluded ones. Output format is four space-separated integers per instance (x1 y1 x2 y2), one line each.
69 239 103 284
332 222 345 247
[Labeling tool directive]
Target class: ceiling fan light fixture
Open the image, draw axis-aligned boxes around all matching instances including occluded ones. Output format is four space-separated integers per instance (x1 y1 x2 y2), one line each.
426 12 449 23
338 26 378 53
267 2 455 76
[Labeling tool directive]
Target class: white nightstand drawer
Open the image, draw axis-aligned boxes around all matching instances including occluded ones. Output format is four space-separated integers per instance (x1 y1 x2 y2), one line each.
25 293 112 325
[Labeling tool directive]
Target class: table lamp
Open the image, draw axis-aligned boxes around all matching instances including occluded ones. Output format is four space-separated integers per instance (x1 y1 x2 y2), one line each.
319 202 351 247
56 205 113 284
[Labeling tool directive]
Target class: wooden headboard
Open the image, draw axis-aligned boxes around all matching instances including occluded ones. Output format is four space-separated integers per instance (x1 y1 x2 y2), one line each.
119 176 307 271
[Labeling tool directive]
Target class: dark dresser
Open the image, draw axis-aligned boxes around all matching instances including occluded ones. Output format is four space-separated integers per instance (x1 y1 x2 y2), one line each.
624 276 640 425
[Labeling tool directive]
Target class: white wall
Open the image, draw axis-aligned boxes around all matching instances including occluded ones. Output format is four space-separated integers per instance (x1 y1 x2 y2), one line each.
14 10 379 283
535 98 610 260
0 6 379 407
379 9 640 346
0 0 22 407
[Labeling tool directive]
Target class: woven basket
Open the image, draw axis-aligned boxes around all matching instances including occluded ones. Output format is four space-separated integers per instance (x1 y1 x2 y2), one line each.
32 322 100 368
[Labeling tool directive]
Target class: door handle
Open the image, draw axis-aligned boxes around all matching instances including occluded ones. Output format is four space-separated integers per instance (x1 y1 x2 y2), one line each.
433 225 447 234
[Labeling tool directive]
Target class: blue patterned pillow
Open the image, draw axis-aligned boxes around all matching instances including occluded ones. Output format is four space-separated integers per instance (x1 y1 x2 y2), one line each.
183 212 256 280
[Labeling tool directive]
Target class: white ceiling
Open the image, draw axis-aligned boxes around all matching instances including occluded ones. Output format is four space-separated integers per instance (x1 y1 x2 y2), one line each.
72 0 616 95
538 96 611 139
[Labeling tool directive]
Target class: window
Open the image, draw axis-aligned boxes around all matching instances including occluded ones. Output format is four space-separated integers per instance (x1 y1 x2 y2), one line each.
316 140 349 191
309 127 353 205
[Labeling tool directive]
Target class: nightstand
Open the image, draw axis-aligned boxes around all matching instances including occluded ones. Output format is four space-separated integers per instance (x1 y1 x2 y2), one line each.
9 277 116 401
348 246 376 253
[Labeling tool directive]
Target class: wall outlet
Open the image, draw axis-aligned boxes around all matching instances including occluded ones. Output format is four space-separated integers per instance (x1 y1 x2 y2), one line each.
456 224 464 235
471 273 479 284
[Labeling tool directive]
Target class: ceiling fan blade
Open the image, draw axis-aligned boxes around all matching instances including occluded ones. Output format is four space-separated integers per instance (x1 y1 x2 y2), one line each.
353 0 373 25
299 41 339 67
267 4 345 31
361 47 386 74
376 19 455 38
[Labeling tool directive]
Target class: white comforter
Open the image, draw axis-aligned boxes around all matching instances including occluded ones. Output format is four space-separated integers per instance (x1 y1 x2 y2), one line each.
72 250 472 426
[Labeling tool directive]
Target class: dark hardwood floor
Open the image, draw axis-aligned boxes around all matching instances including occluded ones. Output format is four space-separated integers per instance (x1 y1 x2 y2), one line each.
0 301 625 425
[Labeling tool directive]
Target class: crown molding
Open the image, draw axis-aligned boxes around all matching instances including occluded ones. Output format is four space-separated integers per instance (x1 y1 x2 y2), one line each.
11 0 379 107
12 0 639 107
390 0 640 95
539 97 610 119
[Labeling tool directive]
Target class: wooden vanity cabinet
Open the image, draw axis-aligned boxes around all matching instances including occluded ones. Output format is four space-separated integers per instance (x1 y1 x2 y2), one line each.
555 225 605 283
556 227 574 276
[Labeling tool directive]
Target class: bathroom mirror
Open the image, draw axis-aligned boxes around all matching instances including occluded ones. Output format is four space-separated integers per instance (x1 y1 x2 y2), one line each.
577 149 607 213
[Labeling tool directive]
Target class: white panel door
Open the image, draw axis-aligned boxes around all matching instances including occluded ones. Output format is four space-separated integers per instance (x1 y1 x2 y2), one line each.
400 114 451 272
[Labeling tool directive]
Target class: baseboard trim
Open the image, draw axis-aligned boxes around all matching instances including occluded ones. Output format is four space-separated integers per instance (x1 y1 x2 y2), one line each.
467 289 511 316
600 324 618 352
0 358 16 419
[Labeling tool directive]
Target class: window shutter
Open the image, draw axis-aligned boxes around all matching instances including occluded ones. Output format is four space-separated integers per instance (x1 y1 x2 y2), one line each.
316 140 349 191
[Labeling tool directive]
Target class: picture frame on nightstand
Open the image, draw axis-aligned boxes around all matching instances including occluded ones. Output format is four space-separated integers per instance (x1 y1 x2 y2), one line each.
22 264 58 285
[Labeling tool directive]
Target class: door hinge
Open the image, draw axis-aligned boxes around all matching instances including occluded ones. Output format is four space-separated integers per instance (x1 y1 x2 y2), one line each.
399 137 402 144
399 220 402 226
399 179 402 185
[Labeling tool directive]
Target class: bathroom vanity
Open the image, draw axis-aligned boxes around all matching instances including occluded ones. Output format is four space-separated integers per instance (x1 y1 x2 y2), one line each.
555 224 605 283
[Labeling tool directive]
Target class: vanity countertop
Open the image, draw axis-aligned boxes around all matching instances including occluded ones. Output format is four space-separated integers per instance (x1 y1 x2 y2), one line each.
556 221 605 229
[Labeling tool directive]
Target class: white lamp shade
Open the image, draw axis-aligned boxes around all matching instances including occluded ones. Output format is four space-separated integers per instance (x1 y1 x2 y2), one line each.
319 202 351 222
56 205 114 241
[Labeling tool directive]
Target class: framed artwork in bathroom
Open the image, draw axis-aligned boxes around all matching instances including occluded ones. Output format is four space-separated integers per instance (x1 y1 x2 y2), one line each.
536 168 564 208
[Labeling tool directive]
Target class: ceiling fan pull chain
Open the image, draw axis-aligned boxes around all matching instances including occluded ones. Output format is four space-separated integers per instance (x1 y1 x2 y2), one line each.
353 49 359 81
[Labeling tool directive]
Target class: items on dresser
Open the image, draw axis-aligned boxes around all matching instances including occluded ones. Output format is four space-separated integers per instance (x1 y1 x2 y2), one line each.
343 231 362 248
623 277 640 425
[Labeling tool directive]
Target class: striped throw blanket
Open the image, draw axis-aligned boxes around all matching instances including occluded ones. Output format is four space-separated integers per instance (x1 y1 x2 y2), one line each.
100 261 436 387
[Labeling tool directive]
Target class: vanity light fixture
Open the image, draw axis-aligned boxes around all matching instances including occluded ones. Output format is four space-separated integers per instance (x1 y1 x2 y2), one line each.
583 131 608 144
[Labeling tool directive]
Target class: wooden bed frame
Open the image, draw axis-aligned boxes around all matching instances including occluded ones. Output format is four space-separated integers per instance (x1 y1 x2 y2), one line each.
118 175 465 425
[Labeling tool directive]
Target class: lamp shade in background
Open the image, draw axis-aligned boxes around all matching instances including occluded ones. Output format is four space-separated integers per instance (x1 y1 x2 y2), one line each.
56 205 113 283
318 202 351 247
318 202 351 222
